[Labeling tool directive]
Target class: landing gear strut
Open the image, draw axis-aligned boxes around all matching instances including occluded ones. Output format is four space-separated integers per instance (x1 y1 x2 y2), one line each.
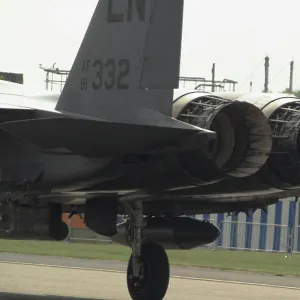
131 200 143 278
125 201 170 300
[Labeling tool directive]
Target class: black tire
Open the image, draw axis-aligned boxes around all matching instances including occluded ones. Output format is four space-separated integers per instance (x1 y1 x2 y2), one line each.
50 221 69 241
127 242 170 300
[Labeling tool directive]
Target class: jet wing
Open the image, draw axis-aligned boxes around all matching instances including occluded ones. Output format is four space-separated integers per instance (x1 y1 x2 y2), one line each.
39 185 300 209
135 187 300 203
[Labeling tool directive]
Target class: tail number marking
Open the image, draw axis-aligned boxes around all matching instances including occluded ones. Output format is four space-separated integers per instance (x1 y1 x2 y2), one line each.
81 59 130 90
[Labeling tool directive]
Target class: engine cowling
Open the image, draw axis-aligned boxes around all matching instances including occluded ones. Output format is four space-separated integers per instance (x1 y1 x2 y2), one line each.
229 93 300 189
172 91 273 183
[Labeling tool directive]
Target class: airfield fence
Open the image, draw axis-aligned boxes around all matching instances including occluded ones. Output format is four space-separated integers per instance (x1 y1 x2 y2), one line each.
67 221 300 254
291 226 300 254
216 221 289 253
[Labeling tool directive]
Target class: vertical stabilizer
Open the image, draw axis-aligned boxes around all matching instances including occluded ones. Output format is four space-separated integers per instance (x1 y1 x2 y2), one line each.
56 0 185 126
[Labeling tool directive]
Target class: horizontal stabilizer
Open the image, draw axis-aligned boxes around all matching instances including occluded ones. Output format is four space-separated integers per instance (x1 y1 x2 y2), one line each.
0 117 215 157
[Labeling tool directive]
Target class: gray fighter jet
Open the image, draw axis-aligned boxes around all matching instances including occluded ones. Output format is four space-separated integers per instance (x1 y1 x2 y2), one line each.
1 1 300 299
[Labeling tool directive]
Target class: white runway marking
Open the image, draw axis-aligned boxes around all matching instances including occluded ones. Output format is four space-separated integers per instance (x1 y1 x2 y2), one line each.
1 260 299 291
1 262 299 300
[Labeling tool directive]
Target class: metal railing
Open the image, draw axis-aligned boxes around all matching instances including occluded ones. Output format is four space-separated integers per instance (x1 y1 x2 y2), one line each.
217 221 290 253
291 226 300 253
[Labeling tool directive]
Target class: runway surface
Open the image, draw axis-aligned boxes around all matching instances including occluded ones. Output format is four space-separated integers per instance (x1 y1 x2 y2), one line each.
0 252 300 300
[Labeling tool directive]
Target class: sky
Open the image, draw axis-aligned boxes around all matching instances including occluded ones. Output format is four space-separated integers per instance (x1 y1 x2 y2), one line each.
0 0 299 93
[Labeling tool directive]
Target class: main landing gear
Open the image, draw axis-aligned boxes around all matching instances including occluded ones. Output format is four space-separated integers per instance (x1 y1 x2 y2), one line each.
125 200 170 300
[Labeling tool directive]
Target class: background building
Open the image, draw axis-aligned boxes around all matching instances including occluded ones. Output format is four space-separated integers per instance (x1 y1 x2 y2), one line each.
197 197 300 252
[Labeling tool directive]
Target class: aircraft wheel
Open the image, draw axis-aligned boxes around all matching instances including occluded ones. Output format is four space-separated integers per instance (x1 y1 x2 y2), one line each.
127 242 170 300
50 221 69 241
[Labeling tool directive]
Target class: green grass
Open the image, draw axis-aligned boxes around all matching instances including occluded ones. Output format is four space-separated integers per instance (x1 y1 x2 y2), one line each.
0 239 299 276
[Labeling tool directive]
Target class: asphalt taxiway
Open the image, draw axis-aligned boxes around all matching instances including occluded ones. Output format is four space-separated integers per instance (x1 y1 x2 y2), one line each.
0 253 299 300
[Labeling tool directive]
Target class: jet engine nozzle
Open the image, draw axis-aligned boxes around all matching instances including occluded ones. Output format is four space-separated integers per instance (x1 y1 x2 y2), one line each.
210 92 300 189
172 92 272 182
246 96 300 188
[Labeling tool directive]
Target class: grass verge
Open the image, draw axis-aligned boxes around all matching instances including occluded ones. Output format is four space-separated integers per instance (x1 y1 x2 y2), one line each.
0 239 299 276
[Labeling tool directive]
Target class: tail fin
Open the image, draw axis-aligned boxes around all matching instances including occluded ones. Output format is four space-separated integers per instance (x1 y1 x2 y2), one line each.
56 0 185 126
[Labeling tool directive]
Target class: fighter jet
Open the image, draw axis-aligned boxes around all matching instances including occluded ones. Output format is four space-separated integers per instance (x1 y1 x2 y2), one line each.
1 0 300 299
